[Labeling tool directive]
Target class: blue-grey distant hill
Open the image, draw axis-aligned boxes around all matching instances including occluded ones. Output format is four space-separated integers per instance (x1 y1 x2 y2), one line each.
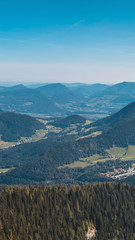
0 85 63 115
37 83 81 104
87 82 135 115
89 82 135 101
69 83 109 98
99 81 135 96
0 84 25 92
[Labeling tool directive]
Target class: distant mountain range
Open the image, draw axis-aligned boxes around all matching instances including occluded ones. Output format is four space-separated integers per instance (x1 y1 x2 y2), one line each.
0 82 135 118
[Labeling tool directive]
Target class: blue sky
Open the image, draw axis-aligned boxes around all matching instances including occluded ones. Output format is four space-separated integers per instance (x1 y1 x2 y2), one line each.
0 0 135 84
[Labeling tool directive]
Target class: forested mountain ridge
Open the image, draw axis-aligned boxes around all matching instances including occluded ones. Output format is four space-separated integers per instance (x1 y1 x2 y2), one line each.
0 135 74 168
0 183 135 240
89 101 135 131
0 112 46 141
51 114 86 128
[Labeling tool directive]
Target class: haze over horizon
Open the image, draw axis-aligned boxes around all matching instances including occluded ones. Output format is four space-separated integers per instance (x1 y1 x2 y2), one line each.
1 0 135 84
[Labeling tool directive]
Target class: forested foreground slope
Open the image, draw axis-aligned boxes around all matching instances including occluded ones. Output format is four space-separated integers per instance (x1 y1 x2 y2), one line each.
0 183 135 240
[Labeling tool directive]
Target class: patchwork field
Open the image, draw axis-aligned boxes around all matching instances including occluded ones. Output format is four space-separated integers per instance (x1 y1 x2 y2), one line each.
107 145 135 161
0 128 48 149
60 145 135 169
0 168 13 173
0 118 97 149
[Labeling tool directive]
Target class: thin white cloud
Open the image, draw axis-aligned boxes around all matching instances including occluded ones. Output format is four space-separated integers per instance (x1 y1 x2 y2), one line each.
71 19 86 28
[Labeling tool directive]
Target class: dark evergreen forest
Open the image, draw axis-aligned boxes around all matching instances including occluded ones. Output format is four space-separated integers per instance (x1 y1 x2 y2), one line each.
0 183 135 240
0 112 46 142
